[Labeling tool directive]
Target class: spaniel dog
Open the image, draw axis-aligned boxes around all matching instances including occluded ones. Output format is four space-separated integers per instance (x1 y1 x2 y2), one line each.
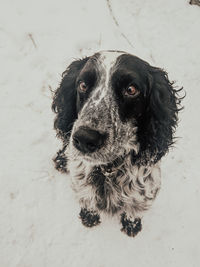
52 50 182 237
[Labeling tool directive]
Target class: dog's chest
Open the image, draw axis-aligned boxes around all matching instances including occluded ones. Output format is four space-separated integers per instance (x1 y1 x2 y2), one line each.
70 157 161 214
86 165 128 213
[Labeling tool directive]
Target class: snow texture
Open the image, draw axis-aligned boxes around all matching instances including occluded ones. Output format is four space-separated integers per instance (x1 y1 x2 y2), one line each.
0 0 200 266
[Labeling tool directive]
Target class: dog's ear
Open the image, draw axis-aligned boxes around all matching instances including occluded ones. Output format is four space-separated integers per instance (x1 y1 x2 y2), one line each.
52 57 89 140
134 66 183 165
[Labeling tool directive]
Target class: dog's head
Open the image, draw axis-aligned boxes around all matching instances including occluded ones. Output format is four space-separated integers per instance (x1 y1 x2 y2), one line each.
52 51 182 165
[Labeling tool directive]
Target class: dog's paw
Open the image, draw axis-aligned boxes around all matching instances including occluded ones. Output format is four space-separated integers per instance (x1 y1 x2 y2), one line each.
79 208 101 227
53 149 68 173
120 212 142 237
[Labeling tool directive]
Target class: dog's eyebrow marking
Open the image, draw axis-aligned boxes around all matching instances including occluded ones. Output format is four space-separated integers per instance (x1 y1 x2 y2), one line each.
91 51 125 106
99 51 124 84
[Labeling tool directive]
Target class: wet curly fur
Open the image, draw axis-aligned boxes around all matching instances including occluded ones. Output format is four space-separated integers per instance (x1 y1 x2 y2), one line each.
52 50 183 237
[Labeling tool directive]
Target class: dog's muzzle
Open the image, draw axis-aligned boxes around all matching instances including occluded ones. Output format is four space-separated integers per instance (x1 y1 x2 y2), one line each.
73 126 107 154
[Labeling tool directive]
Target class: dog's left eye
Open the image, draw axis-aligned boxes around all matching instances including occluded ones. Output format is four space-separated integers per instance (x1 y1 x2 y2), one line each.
124 85 139 97
79 81 88 93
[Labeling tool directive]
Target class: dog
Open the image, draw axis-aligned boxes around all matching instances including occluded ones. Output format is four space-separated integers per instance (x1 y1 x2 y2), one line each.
52 50 182 237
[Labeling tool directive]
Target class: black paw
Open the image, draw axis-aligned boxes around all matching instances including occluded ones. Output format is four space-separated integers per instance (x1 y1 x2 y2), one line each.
120 212 142 237
79 208 101 227
53 147 68 173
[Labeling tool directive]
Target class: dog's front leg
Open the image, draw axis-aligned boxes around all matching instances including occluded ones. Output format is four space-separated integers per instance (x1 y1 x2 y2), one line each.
120 212 142 237
79 208 101 227
69 159 101 227
120 164 161 237
78 194 101 227
75 183 101 228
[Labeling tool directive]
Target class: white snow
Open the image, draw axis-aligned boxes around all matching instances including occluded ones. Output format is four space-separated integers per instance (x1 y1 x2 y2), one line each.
0 0 200 266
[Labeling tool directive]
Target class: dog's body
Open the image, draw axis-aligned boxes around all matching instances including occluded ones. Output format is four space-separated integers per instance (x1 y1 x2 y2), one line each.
52 51 182 236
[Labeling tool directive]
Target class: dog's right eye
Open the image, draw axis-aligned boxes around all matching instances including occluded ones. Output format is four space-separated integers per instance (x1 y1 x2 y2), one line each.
78 81 88 93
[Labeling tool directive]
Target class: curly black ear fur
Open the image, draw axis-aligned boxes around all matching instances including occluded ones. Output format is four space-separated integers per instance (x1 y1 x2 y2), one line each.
52 57 89 141
133 67 184 165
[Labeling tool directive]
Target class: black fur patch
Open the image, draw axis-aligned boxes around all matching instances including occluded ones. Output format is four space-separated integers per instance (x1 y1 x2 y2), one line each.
120 212 142 237
52 57 90 140
89 166 106 198
53 145 68 173
79 208 101 227
111 53 183 165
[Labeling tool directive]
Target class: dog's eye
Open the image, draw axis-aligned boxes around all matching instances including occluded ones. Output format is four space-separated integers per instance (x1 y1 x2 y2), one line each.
79 81 88 92
125 85 139 97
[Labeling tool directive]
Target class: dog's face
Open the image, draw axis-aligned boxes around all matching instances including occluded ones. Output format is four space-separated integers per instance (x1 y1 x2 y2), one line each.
52 51 182 165
71 51 148 164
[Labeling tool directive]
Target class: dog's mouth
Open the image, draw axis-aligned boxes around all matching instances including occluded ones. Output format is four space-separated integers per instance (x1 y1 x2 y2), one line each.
99 155 125 173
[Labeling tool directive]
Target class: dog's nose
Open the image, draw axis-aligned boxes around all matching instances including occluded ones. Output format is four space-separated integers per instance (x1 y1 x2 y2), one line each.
73 127 106 153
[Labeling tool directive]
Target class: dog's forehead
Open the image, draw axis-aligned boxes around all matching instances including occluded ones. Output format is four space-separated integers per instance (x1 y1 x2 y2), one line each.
85 51 126 106
97 50 125 71
81 51 125 76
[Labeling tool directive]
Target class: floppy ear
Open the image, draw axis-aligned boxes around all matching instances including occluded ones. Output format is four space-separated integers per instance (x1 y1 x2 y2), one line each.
134 66 183 165
52 57 89 141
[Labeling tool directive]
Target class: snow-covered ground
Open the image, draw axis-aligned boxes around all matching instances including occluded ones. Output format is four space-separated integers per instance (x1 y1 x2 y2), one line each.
0 0 200 266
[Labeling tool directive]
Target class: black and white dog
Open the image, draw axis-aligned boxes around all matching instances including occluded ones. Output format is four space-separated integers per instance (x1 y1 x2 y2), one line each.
52 50 182 237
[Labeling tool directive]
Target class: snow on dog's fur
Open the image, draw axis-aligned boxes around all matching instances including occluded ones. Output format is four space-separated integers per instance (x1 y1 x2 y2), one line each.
52 50 182 236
